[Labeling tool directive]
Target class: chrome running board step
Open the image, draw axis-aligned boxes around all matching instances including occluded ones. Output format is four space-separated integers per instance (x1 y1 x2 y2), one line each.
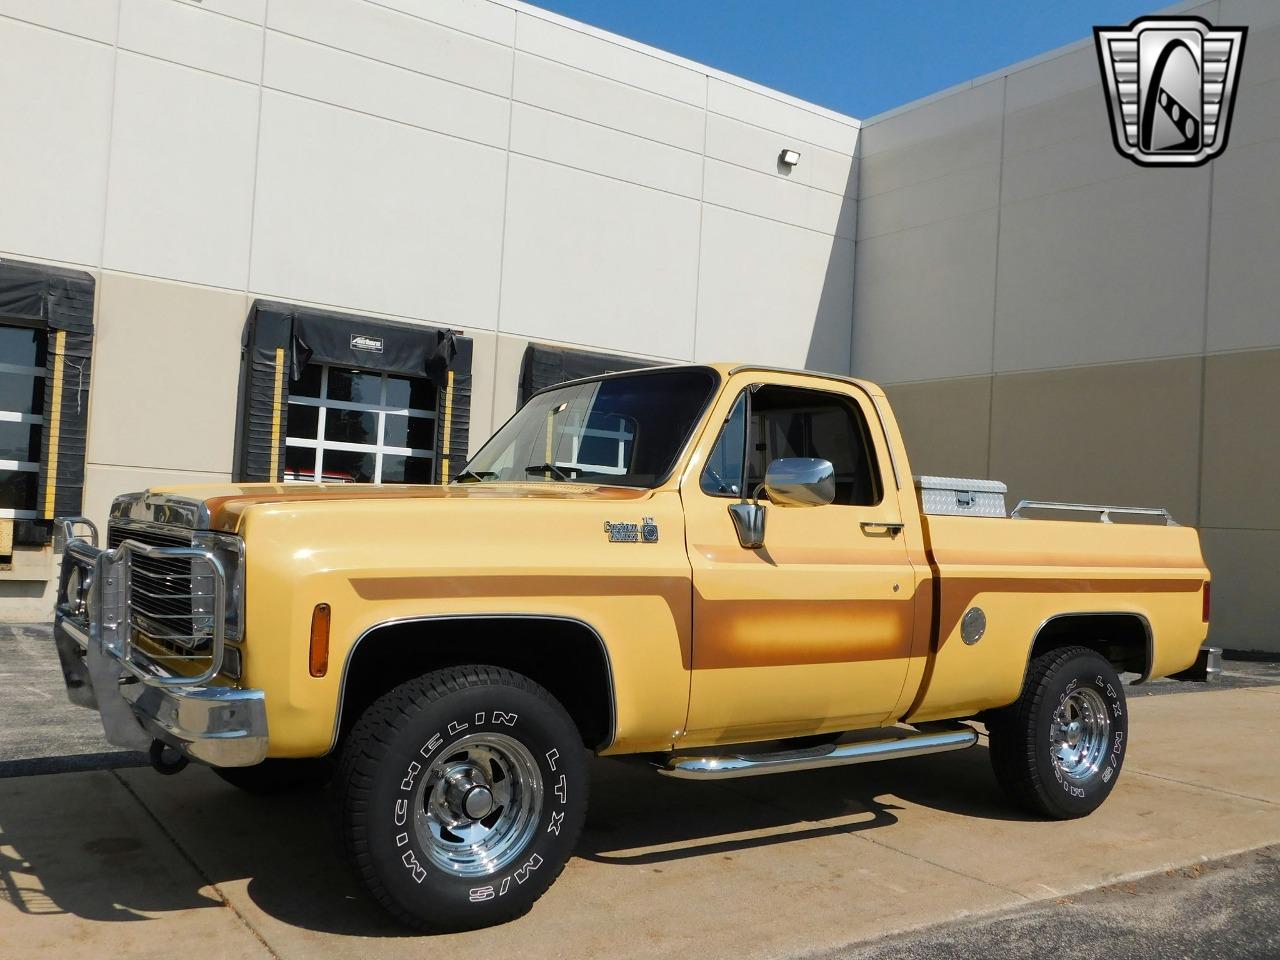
657 725 978 780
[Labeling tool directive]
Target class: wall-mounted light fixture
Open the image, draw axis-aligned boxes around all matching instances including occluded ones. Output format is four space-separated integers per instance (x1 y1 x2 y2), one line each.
778 148 801 167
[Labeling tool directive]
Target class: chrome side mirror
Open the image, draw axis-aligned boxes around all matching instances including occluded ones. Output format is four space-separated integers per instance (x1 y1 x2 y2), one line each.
762 458 836 507
727 458 836 549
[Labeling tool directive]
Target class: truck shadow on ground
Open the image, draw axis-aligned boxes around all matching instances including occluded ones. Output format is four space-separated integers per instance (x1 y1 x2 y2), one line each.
0 741 1040 939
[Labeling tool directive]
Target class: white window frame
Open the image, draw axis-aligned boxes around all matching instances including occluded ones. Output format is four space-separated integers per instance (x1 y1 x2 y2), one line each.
0 344 45 520
553 415 634 476
284 364 436 484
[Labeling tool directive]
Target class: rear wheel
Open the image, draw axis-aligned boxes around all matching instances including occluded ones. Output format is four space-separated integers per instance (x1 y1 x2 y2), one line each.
338 665 588 932
988 645 1128 819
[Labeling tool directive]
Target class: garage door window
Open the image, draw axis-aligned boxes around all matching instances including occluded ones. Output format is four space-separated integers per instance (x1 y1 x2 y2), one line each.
284 363 435 483
0 323 45 519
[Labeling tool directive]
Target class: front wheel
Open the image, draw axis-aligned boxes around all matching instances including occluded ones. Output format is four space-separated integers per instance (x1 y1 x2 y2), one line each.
988 645 1128 819
338 665 588 932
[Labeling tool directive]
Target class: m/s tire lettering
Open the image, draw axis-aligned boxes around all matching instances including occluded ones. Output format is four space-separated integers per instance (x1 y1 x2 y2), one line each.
468 855 541 905
394 798 408 826
401 761 421 791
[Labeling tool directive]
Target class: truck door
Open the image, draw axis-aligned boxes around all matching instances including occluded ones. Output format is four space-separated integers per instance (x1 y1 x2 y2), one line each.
680 375 916 744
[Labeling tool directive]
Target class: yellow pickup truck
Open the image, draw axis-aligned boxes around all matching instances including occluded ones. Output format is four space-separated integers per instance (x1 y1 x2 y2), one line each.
53 362 1215 931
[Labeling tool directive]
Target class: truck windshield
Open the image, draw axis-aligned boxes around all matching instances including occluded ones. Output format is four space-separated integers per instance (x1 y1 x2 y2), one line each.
458 367 719 488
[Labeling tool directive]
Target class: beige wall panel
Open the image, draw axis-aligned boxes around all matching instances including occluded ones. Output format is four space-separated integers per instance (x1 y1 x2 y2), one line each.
102 53 259 289
464 330 498 455
82 464 232 536
268 0 512 97
1200 349 1280 530
851 209 997 384
883 377 992 480
706 78 859 155
0 0 117 43
87 274 247 474
249 92 506 330
694 206 854 374
704 112 856 196
703 158 855 239
489 334 531 438
263 32 510 149
994 166 1210 372
0 19 113 267
508 102 701 198
120 0 264 84
1200 527 1280 653
374 0 514 46
1206 139 1280 354
988 358 1202 523
515 12 704 107
513 52 704 152
498 155 700 358
0 573 58 622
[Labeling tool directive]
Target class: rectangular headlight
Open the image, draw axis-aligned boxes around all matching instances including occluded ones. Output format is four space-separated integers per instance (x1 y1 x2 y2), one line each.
193 531 246 643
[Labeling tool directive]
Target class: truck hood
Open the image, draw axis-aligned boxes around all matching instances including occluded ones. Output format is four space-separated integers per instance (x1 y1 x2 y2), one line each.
145 482 651 533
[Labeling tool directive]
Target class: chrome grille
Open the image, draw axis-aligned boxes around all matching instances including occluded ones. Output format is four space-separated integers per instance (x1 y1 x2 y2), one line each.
108 520 215 650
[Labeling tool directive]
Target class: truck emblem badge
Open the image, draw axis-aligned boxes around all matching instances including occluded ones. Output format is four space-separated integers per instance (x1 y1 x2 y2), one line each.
1094 16 1247 168
603 517 659 543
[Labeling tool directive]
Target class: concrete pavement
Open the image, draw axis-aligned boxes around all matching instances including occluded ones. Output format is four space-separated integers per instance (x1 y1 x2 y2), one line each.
1 684 1278 959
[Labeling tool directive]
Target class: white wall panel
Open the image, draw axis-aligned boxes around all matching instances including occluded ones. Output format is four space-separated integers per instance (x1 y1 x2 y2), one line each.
249 92 506 328
512 52 704 152
268 0 512 97
0 18 113 266
704 112 855 195
102 53 259 288
509 102 701 198
263 32 509 148
372 0 515 45
120 0 264 84
515 12 704 106
695 206 854 374
177 0 266 25
851 210 998 384
706 78 859 155
994 168 1210 371
1207 139 1280 353
499 155 699 358
0 0 117 44
704 160 855 239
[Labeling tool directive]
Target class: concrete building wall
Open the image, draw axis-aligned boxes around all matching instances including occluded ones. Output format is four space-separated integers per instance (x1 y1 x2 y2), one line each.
0 0 859 615
853 0 1280 650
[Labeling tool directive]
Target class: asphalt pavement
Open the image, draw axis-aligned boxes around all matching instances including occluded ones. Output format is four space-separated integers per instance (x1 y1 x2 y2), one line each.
2 621 1279 959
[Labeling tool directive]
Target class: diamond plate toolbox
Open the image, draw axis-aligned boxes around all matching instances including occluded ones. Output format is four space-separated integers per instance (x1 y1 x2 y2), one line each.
914 475 1008 518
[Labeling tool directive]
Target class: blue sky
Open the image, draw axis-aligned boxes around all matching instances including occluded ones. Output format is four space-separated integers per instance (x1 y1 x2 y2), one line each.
526 1 1163 118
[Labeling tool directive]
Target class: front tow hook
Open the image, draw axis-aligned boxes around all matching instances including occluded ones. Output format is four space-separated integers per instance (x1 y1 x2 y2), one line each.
149 739 190 775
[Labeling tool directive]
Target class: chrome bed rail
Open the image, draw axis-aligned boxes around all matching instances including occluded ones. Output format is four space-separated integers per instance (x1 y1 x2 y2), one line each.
1010 500 1179 525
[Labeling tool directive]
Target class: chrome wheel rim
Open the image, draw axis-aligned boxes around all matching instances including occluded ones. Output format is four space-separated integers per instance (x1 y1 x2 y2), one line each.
413 732 543 878
1051 687 1111 781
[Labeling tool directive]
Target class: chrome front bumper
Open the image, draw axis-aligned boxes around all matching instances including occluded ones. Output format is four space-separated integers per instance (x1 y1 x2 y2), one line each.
53 518 268 767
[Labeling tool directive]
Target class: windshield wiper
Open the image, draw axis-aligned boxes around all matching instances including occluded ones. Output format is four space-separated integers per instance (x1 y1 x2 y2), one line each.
453 469 497 484
524 463 573 482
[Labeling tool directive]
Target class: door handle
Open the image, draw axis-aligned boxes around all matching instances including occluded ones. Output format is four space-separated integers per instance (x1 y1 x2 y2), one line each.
860 521 904 537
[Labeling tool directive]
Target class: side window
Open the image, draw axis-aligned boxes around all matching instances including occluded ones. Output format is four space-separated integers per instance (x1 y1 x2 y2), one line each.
747 386 882 506
700 393 747 496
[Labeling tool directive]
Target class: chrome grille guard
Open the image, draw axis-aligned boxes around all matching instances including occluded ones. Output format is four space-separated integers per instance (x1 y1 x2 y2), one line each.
59 517 227 687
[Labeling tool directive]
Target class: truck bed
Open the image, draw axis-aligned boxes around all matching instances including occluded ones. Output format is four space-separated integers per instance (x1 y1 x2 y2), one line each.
907 511 1209 722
